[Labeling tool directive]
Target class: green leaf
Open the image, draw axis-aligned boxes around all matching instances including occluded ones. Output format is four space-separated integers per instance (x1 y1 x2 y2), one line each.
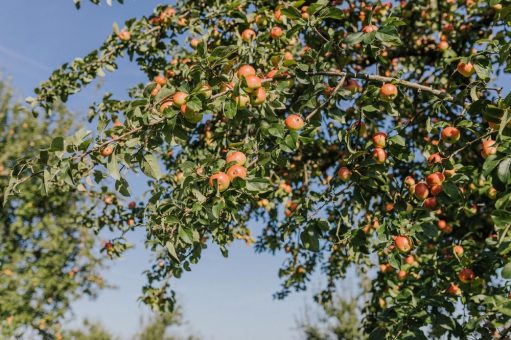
165 241 180 262
280 6 301 20
141 153 162 180
492 210 511 230
50 136 65 151
344 32 364 46
498 158 511 183
106 152 120 180
502 262 511 279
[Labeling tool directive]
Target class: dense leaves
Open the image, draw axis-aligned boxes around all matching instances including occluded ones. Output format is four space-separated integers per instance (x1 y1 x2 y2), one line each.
5 0 511 337
0 80 104 338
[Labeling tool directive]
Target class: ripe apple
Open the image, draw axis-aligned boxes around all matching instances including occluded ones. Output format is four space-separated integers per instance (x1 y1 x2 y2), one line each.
173 91 188 107
128 201 136 209
101 146 114 157
209 172 231 192
426 171 445 186
453 245 464 257
117 29 131 41
430 185 443 196
458 268 475 283
159 100 174 113
226 151 247 166
227 164 247 180
241 29 256 42
394 235 412 253
397 270 407 281
427 153 442 166
447 283 461 296
373 132 387 148
438 220 453 233
238 65 256 78
481 139 497 158
405 255 416 265
362 25 378 33
344 79 361 93
424 197 438 209
380 263 392 273
190 38 200 49
414 183 429 200
270 26 283 39
251 87 267 105
457 61 475 77
438 40 449 51
154 75 167 86
373 147 387 164
379 83 398 101
338 167 352 181
243 75 262 92
441 126 460 143
285 114 305 131
266 69 278 79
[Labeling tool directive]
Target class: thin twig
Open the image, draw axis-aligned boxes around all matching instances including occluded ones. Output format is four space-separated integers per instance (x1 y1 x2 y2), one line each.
306 74 347 121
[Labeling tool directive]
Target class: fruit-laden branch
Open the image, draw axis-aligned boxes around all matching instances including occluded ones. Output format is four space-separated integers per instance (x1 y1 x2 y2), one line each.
309 71 455 102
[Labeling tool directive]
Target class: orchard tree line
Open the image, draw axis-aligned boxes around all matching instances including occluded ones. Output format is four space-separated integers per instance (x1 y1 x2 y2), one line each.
3 0 511 338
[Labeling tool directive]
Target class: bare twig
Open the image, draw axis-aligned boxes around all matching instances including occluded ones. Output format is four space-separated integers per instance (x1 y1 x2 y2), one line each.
306 73 347 121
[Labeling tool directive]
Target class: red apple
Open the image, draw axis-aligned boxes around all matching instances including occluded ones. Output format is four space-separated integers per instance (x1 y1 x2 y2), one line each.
285 114 305 131
362 25 378 33
458 268 475 283
209 172 231 192
338 167 352 181
373 132 387 148
373 148 387 164
379 83 398 101
226 151 247 166
117 29 131 41
173 91 188 107
414 183 429 200
481 139 497 158
447 283 461 296
453 245 464 257
394 235 412 253
227 164 247 180
154 75 167 86
426 171 445 186
251 87 267 105
241 29 256 42
441 126 460 143
424 197 438 209
270 26 283 39
243 75 262 92
457 62 475 77
238 65 256 78
101 146 114 157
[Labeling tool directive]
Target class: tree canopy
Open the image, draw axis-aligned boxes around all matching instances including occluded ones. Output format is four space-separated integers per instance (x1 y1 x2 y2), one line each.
0 79 104 338
4 0 511 338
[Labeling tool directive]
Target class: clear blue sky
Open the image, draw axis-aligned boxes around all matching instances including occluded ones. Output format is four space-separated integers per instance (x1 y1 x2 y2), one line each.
0 2 326 339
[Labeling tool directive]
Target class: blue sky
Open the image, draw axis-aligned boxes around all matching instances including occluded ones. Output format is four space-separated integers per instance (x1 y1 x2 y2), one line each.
0 1 325 339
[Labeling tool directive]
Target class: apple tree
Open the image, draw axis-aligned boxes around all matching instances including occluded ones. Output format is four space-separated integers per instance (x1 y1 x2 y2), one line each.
0 79 105 338
5 0 511 337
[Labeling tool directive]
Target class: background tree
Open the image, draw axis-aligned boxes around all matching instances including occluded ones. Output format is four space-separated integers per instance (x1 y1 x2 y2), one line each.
64 308 197 340
0 79 105 338
4 0 511 338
